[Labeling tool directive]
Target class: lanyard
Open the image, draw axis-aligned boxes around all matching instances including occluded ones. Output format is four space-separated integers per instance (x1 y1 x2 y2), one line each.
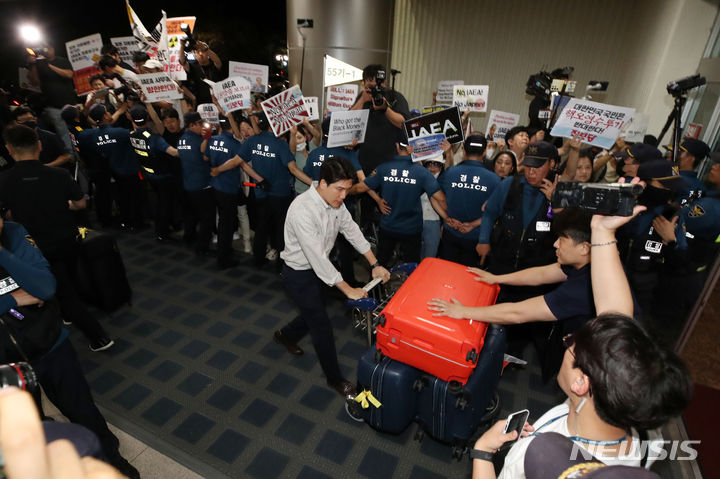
531 413 629 446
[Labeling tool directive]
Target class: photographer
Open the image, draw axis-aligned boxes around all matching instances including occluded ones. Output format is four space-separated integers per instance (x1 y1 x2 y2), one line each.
97 55 139 89
179 33 223 106
468 202 692 479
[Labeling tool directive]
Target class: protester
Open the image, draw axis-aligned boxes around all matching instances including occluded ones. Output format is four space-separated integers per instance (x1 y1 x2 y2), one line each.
491 151 517 178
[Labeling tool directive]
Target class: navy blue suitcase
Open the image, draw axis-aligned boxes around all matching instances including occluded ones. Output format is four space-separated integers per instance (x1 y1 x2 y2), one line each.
355 346 421 434
414 324 506 444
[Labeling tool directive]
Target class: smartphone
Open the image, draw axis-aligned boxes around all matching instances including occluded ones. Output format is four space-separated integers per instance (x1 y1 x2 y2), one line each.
503 409 530 444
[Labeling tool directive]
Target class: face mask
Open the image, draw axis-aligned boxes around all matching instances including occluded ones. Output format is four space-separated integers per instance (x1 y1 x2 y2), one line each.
485 148 495 159
296 142 306 152
21 120 37 129
638 185 673 207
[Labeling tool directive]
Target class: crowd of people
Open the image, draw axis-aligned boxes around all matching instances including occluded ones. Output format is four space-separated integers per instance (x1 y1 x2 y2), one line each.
0 33 711 477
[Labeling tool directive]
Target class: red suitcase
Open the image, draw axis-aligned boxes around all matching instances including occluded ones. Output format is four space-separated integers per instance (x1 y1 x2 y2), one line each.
375 258 500 385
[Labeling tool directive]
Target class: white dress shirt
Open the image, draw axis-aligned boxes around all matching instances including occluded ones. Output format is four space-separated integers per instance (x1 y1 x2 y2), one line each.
280 186 371 286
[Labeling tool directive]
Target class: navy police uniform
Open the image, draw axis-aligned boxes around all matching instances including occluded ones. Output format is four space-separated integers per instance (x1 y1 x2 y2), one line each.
364 155 440 265
178 129 214 254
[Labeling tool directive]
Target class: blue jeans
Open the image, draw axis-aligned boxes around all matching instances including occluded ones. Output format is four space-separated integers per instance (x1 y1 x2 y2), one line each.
43 107 73 153
421 219 441 259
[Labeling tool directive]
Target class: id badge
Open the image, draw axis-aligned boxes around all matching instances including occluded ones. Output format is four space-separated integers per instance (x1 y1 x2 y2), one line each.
536 221 551 232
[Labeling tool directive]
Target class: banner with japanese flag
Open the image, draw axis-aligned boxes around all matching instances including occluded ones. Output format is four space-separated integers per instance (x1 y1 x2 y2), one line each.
261 85 309 137
125 1 169 64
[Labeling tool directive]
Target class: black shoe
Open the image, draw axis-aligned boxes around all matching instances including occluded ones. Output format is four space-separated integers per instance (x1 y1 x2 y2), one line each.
218 258 240 270
327 378 356 399
89 337 114 352
273 330 303 356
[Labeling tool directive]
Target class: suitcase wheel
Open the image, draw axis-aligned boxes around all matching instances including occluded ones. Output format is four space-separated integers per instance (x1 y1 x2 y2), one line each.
378 314 386 327
413 427 425 443
373 349 384 363
465 349 478 364
447 380 463 395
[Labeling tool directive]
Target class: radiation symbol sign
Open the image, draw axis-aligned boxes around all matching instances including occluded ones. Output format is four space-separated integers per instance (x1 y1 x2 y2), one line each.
169 36 178 48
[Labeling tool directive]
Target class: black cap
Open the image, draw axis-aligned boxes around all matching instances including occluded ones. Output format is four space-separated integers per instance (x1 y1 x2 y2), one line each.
525 432 661 479
627 143 662 163
130 105 149 124
464 134 487 155
183 111 202 125
88 104 107 123
60 105 79 124
637 159 689 190
522 141 558 167
677 138 710 159
396 129 409 148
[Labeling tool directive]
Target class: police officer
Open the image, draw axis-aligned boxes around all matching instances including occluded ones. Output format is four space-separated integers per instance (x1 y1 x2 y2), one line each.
86 103 143 230
671 137 709 205
352 133 448 266
214 112 312 268
177 111 215 255
439 134 501 265
476 141 559 302
207 115 265 269
0 125 113 351
129 105 179 242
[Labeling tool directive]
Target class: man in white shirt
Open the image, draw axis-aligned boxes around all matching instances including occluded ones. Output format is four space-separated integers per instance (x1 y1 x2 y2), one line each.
274 156 390 399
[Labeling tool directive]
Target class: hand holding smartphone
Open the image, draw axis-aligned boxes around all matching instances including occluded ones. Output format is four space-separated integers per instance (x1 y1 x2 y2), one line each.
503 409 530 444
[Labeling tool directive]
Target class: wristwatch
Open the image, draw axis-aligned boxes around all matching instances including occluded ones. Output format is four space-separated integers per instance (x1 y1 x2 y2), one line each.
470 449 495 462
370 262 381 269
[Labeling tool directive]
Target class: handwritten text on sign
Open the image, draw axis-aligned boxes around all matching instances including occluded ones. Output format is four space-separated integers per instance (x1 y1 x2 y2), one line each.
327 110 369 148
212 77 252 114
550 98 635 149
137 73 182 102
453 85 489 112
262 85 309 137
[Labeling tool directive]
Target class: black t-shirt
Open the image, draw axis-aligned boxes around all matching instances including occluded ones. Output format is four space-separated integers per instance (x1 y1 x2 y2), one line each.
186 61 223 106
36 56 77 108
543 264 595 334
37 128 69 166
357 90 410 174
162 128 184 148
0 161 83 255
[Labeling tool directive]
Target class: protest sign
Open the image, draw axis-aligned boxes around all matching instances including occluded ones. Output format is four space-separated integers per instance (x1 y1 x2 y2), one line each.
453 85 489 112
137 73 182 102
324 55 363 87
211 77 252 114
621 113 649 143
404 106 463 144
72 68 102 96
421 105 451 114
229 61 269 93
110 37 138 64
327 110 369 148
409 134 446 162
262 85 310 136
66 33 103 71
165 17 196 81
198 103 220 124
550 98 635 149
326 84 358 112
485 110 520 142
437 80 463 103
686 123 703 140
304 97 319 121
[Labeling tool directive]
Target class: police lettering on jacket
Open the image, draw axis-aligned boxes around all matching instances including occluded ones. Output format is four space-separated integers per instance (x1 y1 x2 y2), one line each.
451 174 488 191
209 139 230 154
177 138 194 150
252 144 276 158
384 168 417 184
95 134 117 146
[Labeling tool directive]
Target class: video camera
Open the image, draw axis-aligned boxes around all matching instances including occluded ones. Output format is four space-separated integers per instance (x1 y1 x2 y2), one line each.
181 23 196 51
667 74 706 97
371 69 387 107
525 66 574 102
551 182 643 216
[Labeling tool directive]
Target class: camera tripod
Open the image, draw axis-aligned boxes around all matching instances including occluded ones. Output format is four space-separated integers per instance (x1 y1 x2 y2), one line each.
657 93 687 163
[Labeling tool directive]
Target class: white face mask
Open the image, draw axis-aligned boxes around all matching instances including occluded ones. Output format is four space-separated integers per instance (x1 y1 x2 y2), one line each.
296 142 306 152
485 148 495 159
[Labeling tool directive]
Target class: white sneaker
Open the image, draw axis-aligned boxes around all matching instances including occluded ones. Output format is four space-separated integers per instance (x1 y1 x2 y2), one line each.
233 232 241 240
266 248 278 260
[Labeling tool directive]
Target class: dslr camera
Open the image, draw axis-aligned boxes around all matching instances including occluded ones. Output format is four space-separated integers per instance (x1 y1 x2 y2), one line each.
667 74 706 96
0 362 37 392
551 182 643 216
371 69 387 107
181 23 196 51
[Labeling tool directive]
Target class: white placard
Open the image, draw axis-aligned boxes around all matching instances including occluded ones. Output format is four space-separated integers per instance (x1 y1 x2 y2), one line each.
137 72 182 102
261 85 310 137
326 84 358 112
66 33 104 71
228 61 269 93
324 55 363 87
327 110 369 148
165 17 196 81
621 113 649 143
485 110 520 142
110 37 138 64
211 76 252 114
304 97 319 121
550 98 635 149
453 85 489 112
198 103 220 124
437 80 463 103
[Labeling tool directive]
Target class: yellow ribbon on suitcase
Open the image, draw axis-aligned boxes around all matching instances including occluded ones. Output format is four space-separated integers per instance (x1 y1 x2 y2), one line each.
355 390 382 409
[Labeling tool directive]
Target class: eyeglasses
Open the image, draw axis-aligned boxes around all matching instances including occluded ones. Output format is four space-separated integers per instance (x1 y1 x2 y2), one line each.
424 161 443 168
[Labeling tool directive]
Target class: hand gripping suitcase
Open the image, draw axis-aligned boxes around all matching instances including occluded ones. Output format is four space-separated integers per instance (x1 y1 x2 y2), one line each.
375 258 500 385
415 324 506 448
75 228 132 312
353 346 422 434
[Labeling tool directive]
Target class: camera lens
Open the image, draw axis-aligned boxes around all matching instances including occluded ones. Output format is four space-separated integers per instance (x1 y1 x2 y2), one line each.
0 362 38 392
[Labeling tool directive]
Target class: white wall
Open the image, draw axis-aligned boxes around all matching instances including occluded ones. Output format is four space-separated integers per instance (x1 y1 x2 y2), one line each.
391 0 718 137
